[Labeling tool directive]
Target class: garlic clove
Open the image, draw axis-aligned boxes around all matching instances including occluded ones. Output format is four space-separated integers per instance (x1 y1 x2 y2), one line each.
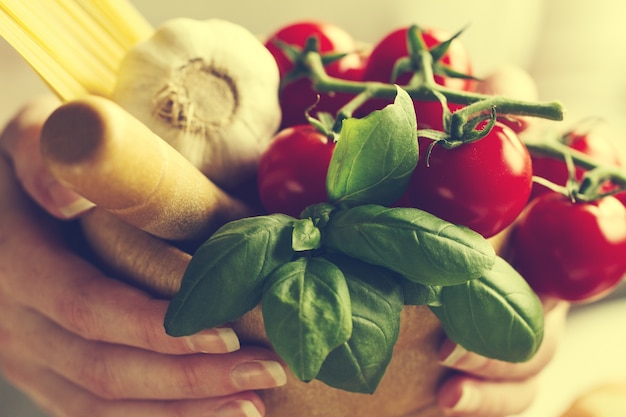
112 18 282 189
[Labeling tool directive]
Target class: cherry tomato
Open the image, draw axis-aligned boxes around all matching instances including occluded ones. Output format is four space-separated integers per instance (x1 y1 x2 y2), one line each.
530 129 623 200
406 122 532 238
356 26 472 118
413 100 466 130
362 26 473 90
257 125 335 217
508 193 626 302
265 21 363 128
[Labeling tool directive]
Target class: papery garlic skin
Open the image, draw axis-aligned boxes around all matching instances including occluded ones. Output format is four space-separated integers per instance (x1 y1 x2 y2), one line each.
112 18 281 189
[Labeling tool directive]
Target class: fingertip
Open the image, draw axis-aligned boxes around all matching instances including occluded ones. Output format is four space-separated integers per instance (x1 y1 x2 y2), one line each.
438 339 489 372
45 179 95 219
183 327 241 354
439 339 466 367
1 96 93 220
438 377 482 415
1 96 61 152
27 171 94 219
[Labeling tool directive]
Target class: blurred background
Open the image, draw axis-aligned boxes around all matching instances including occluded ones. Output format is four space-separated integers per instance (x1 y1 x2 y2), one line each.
1 1 626 416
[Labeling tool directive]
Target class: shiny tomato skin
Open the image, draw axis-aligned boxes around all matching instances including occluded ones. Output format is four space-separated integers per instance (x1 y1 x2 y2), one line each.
265 21 357 77
265 21 362 128
412 100 466 130
530 130 623 200
508 193 626 302
407 122 532 238
257 125 335 217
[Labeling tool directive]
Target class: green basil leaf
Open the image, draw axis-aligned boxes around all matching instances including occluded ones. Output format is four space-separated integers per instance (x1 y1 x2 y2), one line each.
300 202 336 228
164 214 294 336
403 281 442 307
430 256 545 362
326 86 418 208
315 254 403 393
262 257 352 382
292 218 321 252
324 204 495 286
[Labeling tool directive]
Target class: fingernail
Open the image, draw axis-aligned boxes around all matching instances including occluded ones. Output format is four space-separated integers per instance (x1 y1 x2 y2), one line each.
439 340 489 371
232 360 287 390
441 383 481 414
47 180 95 218
216 400 262 417
185 328 240 353
439 340 468 367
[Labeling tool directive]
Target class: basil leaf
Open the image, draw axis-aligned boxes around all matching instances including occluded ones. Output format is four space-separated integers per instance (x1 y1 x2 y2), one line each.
324 204 495 286
292 218 321 251
430 256 545 362
262 257 352 382
316 254 403 393
326 86 418 208
403 281 442 307
164 214 294 336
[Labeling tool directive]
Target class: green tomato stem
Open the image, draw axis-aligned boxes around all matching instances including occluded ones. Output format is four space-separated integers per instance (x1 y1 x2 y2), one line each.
525 141 626 201
303 50 565 130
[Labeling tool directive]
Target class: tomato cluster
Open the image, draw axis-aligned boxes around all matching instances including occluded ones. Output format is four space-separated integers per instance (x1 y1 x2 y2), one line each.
257 19 626 303
508 127 626 301
529 126 623 200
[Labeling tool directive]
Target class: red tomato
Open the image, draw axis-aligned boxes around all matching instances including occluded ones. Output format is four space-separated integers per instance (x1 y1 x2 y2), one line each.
413 100 466 130
257 125 335 217
265 21 363 128
356 26 473 117
508 193 626 302
530 129 623 200
362 26 472 89
406 122 532 238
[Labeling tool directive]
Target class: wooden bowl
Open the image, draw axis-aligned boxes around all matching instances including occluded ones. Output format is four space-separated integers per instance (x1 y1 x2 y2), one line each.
230 231 509 417
233 304 447 417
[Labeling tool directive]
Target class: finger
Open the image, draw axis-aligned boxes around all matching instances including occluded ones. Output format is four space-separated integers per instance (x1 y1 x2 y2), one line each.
438 299 569 380
1 360 267 417
1 240 239 355
0 96 94 219
2 303 286 400
0 168 238 356
437 373 539 417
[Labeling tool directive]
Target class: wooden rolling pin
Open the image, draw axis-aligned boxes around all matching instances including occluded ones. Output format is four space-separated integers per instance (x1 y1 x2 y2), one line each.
40 95 255 242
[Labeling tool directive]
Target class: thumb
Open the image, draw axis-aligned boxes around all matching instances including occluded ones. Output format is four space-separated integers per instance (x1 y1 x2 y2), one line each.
0 96 95 219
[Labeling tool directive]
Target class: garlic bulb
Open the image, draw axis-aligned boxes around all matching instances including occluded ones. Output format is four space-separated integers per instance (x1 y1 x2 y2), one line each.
112 18 281 188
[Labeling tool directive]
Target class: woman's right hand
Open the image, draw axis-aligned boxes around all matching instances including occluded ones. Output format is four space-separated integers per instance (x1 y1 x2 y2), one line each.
0 98 287 417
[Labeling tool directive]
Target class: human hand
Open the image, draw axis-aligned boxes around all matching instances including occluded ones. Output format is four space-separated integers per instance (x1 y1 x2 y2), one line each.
0 96 95 219
430 66 569 416
436 293 569 417
0 102 287 417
